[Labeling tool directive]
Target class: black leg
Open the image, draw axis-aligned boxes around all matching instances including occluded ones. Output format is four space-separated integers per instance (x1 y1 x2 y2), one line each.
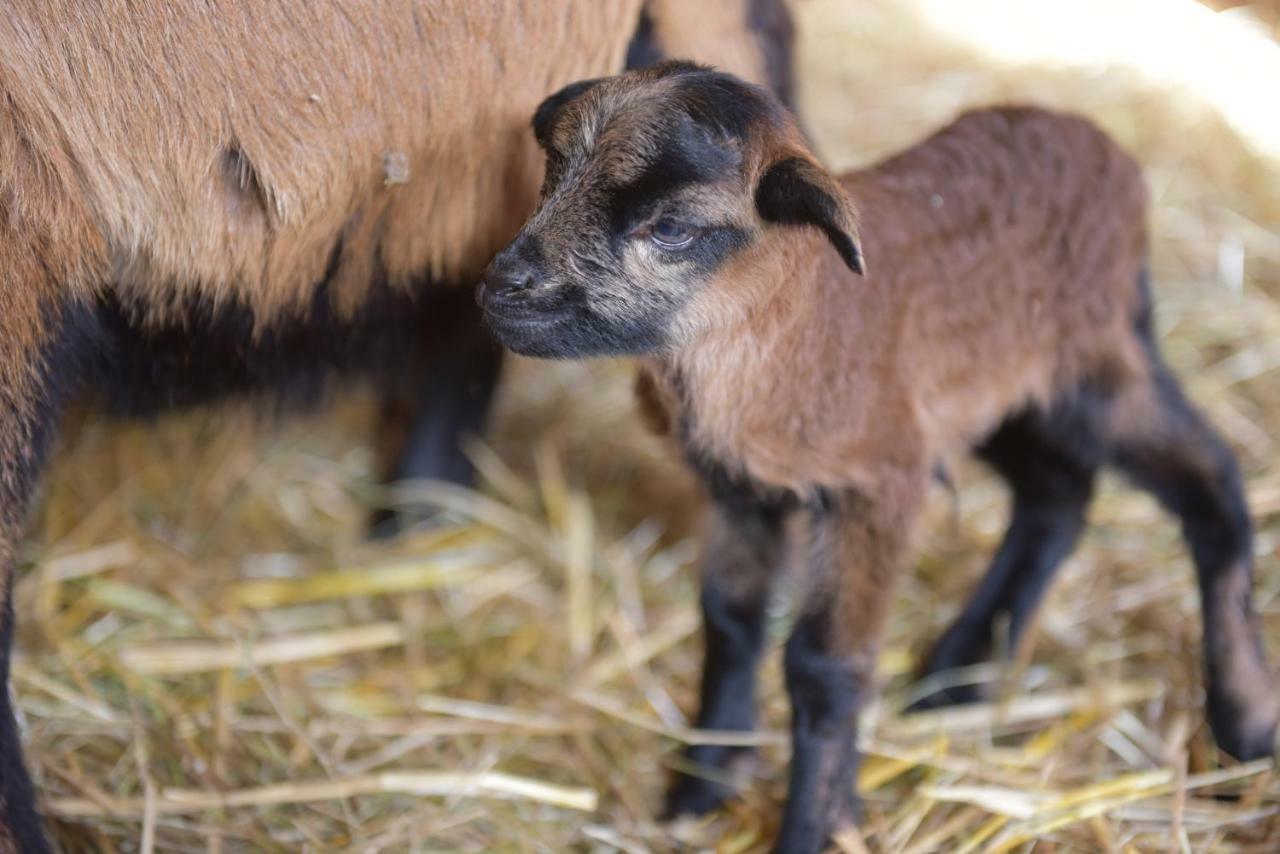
665 468 794 818
0 286 92 854
1111 368 1277 760
776 470 925 854
779 606 864 854
912 409 1099 709
369 288 504 538
0 597 47 854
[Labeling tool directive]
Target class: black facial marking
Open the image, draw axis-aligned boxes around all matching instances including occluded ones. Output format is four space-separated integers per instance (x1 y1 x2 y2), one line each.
482 288 674 360
670 70 780 141
541 148 569 196
509 234 546 270
606 117 740 234
665 225 750 273
493 65 794 361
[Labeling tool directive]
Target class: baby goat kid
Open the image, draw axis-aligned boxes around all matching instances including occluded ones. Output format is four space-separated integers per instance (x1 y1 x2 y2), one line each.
480 63 1278 852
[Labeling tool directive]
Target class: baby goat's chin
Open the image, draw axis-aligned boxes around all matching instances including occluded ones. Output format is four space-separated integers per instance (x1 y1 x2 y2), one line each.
483 306 669 360
482 310 575 359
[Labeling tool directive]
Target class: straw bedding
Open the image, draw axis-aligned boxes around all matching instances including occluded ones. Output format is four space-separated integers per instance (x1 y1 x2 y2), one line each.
13 1 1280 850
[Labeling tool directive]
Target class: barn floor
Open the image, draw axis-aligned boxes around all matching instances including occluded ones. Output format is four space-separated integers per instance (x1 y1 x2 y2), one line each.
15 1 1280 851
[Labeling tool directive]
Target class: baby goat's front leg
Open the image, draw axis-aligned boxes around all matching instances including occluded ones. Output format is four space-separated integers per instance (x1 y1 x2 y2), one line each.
778 472 925 854
666 471 796 817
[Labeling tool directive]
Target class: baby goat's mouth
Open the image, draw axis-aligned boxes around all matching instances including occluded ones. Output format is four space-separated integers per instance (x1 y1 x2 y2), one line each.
479 293 575 359
478 277 675 360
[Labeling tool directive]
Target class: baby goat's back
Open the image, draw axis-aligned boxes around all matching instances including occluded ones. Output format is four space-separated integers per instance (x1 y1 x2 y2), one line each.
842 107 1151 455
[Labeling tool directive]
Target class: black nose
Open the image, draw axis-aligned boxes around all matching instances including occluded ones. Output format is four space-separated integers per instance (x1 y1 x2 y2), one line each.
481 252 538 303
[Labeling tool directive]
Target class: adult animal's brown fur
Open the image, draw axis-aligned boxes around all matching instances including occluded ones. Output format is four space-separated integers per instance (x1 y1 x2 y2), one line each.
1 1 794 326
481 63 1278 853
0 1 640 324
0 6 796 850
638 0 794 106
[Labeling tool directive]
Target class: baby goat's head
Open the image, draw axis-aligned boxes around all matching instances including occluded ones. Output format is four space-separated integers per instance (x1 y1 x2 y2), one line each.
479 61 863 359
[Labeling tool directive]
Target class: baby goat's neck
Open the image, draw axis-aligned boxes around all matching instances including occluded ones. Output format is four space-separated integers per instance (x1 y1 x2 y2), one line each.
653 228 853 492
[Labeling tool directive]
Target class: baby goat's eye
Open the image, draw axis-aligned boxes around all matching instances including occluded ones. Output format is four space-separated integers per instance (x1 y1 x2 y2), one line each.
650 218 696 249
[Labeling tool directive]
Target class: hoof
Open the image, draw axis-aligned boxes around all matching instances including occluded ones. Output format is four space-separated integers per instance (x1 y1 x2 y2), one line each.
367 509 406 541
1211 713 1278 762
903 681 985 713
773 796 860 854
1208 686 1280 762
664 746 756 820
663 773 734 820
366 506 449 541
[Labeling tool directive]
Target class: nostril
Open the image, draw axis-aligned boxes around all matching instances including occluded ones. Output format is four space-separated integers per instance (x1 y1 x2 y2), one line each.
507 269 535 293
485 261 538 299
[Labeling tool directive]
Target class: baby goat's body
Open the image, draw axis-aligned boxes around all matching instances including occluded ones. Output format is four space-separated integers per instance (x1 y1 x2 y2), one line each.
665 108 1149 494
482 65 1277 853
655 107 1275 849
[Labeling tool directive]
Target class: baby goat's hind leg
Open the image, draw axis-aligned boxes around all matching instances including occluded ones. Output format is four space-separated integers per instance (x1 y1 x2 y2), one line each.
664 470 795 819
911 402 1103 710
1110 368 1278 760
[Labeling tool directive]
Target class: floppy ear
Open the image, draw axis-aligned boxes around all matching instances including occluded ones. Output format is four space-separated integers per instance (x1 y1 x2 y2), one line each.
755 155 865 275
532 78 602 148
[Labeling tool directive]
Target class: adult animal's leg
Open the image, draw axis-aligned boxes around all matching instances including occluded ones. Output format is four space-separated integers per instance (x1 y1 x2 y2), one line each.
0 255 95 853
369 287 504 537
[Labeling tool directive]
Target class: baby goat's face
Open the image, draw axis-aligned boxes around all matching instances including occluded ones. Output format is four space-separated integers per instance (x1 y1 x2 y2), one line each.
479 63 863 359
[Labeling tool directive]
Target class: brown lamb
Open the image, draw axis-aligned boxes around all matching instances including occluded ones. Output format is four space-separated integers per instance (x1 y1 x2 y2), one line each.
479 61 1279 853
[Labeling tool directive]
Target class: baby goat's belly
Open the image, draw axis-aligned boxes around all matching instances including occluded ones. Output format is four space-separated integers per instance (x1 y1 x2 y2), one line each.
914 314 1147 467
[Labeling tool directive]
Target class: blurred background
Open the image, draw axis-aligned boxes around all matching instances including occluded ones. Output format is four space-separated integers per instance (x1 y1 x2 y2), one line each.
16 1 1280 850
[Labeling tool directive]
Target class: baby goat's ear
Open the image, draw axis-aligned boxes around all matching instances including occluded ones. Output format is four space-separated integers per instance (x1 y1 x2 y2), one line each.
533 78 602 149
755 156 865 275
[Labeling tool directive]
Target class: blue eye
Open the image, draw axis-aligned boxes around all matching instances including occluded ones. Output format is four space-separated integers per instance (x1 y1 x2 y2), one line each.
650 218 696 249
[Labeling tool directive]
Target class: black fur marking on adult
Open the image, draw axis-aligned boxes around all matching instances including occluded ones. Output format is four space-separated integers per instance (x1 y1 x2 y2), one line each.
0 298 102 854
748 0 797 110
624 6 663 72
82 242 499 527
89 244 440 415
